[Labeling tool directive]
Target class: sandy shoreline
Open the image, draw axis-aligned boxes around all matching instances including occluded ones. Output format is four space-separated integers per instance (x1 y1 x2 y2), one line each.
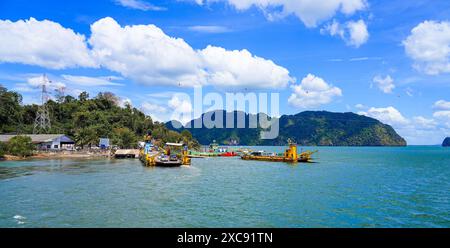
1 151 112 161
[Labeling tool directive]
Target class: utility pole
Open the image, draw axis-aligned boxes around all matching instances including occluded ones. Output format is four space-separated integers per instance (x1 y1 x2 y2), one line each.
33 74 52 134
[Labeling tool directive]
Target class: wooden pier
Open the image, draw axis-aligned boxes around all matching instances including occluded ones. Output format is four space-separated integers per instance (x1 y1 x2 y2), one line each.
114 149 140 159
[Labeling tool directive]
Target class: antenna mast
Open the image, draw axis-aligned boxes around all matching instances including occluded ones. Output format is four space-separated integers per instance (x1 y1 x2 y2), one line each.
33 74 52 134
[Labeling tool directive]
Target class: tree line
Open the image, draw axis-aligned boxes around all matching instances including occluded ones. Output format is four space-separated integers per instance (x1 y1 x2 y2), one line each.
0 85 199 156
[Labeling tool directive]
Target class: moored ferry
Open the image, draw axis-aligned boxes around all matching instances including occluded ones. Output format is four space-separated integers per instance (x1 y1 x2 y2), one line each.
241 141 316 163
139 133 190 167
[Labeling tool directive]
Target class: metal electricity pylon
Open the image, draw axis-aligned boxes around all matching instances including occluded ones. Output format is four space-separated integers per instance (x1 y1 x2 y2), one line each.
33 74 52 134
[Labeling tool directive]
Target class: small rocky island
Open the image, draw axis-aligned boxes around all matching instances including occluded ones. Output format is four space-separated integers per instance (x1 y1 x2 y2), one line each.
443 137 450 147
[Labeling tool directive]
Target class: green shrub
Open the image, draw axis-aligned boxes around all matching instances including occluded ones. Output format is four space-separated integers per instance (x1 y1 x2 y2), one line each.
0 142 6 157
7 135 34 157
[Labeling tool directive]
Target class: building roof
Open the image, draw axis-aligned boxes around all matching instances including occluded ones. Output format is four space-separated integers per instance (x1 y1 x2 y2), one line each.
0 134 74 143
165 142 184 146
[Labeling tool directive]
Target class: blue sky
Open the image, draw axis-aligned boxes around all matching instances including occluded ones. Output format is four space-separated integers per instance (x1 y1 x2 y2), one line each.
1 0 450 144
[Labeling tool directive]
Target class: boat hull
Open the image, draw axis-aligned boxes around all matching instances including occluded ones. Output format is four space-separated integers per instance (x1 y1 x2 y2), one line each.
241 154 312 163
153 156 183 167
219 152 238 157
154 161 183 167
241 155 295 162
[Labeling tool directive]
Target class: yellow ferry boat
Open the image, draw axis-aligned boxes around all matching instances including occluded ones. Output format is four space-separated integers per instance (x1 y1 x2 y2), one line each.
241 142 316 163
139 133 190 167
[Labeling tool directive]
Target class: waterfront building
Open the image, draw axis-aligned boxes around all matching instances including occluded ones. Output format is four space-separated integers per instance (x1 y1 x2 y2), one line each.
0 134 75 150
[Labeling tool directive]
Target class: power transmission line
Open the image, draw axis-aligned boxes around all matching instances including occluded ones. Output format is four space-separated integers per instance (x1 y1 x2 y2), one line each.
33 74 52 134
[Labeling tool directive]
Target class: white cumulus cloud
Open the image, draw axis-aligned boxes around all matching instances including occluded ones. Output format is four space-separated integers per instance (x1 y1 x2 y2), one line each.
140 95 194 123
168 95 193 113
355 103 366 109
199 45 293 88
89 17 206 87
140 101 170 123
321 19 369 48
346 19 369 47
373 75 395 93
433 110 450 119
168 94 194 124
358 106 409 126
403 21 450 75
89 17 293 89
141 102 168 113
433 111 450 129
26 75 66 90
195 0 367 28
1 17 294 89
0 18 96 69
288 74 342 108
433 100 450 110
412 116 437 130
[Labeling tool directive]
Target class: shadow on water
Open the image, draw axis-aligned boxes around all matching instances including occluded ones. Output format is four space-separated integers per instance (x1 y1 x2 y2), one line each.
0 159 106 180
0 167 34 179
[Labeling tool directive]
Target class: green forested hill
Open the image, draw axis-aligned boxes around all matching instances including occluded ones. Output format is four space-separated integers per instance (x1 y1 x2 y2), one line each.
1 85 406 148
0 86 198 148
167 110 407 146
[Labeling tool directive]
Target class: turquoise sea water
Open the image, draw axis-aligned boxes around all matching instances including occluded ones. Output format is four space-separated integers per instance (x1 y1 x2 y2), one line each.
0 146 449 227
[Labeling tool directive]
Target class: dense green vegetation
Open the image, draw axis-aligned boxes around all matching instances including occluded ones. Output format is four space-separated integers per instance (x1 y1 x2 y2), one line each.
168 110 407 146
1 84 407 148
0 142 6 157
443 137 450 147
6 135 34 157
0 85 199 149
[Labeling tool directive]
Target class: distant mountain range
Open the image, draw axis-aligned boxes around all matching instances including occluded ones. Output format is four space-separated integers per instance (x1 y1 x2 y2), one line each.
166 110 407 146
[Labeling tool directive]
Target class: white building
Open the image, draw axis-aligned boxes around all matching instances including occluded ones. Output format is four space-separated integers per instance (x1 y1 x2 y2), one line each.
0 134 75 150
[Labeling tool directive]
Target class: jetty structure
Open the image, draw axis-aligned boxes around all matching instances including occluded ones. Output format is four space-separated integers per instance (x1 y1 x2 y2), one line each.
241 140 316 163
114 149 140 159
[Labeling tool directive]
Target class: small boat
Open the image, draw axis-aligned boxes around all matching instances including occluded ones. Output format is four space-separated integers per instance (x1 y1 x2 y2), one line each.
219 151 238 157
